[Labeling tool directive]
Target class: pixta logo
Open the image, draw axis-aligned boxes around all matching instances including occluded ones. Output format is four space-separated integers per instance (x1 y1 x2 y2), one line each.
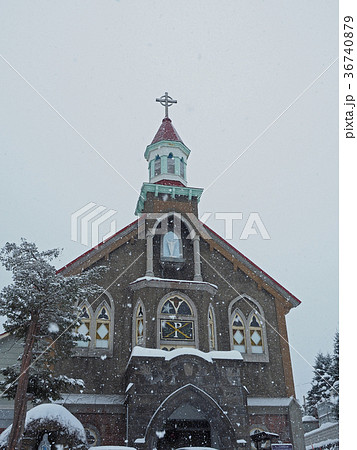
71 204 270 249
138 212 270 241
71 202 117 248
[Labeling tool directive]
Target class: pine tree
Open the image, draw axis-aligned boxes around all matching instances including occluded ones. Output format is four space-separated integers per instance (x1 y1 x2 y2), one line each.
305 352 334 417
0 239 105 449
306 332 339 420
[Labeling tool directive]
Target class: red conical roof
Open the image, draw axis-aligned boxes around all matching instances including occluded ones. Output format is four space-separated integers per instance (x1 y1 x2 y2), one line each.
151 118 184 145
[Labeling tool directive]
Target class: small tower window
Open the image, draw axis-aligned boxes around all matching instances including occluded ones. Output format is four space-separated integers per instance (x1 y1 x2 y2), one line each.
167 153 175 174
154 155 161 176
180 157 185 178
161 231 183 259
95 306 110 348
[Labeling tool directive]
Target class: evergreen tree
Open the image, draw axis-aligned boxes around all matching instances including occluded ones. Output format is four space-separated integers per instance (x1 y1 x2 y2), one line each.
306 332 339 419
0 239 105 449
306 352 333 417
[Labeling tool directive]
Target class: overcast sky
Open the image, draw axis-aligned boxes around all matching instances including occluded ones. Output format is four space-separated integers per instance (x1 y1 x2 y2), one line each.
0 0 338 404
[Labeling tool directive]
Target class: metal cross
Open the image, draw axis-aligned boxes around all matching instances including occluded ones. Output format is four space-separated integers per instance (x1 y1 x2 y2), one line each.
156 92 177 118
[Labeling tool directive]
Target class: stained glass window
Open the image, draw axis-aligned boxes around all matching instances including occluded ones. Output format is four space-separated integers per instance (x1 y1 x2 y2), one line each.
136 303 145 346
77 305 91 348
249 314 263 354
159 296 195 349
161 297 192 316
232 312 246 353
96 306 110 349
161 320 194 341
208 307 216 350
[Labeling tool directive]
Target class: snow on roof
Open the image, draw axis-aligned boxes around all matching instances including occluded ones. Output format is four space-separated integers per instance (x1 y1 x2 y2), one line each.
0 403 86 446
304 421 338 437
247 397 293 407
129 346 242 363
56 393 125 405
130 276 218 290
302 415 319 422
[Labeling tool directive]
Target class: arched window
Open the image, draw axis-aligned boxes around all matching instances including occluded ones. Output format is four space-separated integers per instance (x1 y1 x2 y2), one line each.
95 305 110 348
161 231 183 259
208 306 216 350
180 157 185 178
135 302 145 346
232 311 246 353
167 152 175 174
229 295 268 361
76 304 91 348
249 314 263 354
159 294 196 350
154 155 161 176
75 292 114 356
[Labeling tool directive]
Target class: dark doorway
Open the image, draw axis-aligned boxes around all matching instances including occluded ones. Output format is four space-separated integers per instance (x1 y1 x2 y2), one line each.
157 419 211 449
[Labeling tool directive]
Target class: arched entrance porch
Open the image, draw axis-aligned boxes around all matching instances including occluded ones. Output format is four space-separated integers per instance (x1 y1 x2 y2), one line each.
145 384 236 449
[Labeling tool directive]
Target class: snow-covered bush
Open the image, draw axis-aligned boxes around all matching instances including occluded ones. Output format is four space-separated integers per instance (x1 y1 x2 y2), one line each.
0 403 87 449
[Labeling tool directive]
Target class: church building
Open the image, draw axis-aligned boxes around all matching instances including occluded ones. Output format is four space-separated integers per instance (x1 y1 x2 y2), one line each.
58 93 304 449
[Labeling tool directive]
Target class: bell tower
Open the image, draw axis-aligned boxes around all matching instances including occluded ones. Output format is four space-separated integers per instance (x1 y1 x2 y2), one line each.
135 93 203 216
146 92 189 186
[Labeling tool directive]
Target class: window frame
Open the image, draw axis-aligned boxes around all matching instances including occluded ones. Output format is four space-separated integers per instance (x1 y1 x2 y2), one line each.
154 155 161 176
76 303 92 348
248 312 264 354
167 152 175 174
231 309 247 354
95 304 111 349
75 291 114 357
228 295 269 362
180 157 185 178
157 292 198 350
133 299 146 348
160 230 184 261
208 305 217 351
